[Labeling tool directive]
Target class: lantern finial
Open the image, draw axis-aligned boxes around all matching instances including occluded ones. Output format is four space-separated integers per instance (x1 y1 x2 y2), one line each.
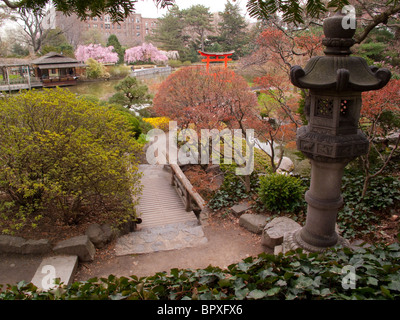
322 11 356 55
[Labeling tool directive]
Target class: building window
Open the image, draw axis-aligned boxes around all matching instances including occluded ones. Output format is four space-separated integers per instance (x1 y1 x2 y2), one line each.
92 17 97 21
136 25 140 29
101 23 103 28
117 24 121 29
136 18 140 23
93 24 97 28
136 32 140 37
105 24 110 29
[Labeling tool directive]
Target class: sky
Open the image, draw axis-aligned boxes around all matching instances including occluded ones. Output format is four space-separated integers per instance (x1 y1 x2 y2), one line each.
134 0 255 21
0 0 255 35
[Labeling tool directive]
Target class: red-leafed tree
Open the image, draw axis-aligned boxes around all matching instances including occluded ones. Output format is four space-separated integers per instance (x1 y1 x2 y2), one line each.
239 25 323 171
153 66 258 131
359 78 400 197
153 66 261 190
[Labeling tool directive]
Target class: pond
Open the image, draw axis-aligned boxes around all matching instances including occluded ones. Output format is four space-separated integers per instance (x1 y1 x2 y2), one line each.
66 72 171 101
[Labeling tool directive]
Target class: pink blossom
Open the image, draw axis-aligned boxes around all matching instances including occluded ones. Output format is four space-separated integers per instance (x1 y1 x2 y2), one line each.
75 44 119 64
124 43 168 64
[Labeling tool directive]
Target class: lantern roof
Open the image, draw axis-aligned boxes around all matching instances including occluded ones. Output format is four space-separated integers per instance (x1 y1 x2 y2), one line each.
290 12 391 92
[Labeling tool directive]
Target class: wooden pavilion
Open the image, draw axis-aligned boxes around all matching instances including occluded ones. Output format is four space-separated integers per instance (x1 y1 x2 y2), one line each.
0 59 42 92
31 52 86 87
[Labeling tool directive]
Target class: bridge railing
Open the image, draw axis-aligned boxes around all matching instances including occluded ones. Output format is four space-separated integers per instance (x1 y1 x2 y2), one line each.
169 163 205 214
157 132 210 223
131 66 172 77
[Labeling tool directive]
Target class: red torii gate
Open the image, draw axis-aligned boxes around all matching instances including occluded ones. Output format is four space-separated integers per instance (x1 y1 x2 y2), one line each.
198 50 234 72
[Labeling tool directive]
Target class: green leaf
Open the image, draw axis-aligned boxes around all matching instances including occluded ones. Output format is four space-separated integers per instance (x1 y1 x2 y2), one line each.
235 288 249 299
388 281 400 292
170 268 179 278
276 280 287 287
380 286 393 299
367 277 379 286
248 289 268 300
259 268 277 279
266 287 281 296
218 279 232 288
320 288 331 296
294 275 314 289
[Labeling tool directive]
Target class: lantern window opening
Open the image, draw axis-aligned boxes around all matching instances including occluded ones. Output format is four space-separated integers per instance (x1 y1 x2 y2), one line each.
340 99 350 117
315 98 334 118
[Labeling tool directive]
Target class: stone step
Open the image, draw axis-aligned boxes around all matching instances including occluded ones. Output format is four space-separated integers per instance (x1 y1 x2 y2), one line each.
114 221 207 256
31 255 78 290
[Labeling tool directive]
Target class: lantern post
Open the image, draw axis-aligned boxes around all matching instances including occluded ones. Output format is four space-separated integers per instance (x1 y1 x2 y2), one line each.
284 12 391 252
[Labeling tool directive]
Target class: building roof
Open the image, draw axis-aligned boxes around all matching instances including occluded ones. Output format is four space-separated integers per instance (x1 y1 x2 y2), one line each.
37 63 87 69
31 52 80 65
0 57 31 67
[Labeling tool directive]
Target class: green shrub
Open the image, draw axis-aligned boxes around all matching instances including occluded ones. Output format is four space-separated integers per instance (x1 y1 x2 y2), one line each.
77 94 100 104
85 58 110 79
108 65 131 78
208 164 258 211
338 172 400 239
168 59 182 68
258 173 305 213
108 91 129 106
1 241 400 300
0 88 142 233
107 103 153 139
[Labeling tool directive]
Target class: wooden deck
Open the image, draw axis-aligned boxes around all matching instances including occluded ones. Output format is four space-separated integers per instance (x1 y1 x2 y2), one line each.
0 82 42 92
137 164 199 229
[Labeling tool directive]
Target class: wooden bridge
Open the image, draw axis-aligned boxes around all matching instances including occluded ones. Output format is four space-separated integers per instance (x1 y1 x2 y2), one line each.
114 140 208 255
137 164 202 228
131 66 172 78
0 78 43 92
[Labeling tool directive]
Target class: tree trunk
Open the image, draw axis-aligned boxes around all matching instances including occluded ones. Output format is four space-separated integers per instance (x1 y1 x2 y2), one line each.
361 174 370 199
244 174 251 193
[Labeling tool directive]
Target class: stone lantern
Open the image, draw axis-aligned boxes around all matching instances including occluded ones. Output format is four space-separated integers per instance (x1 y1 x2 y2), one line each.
285 12 391 252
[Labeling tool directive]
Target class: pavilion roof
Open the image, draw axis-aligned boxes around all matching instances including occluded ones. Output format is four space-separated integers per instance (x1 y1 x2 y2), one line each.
31 52 79 65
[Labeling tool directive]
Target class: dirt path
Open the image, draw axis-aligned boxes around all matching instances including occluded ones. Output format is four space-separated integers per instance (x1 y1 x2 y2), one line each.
73 217 268 281
0 216 268 288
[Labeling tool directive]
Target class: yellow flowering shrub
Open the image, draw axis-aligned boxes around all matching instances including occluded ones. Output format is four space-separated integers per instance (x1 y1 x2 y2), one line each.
0 88 142 233
143 117 171 132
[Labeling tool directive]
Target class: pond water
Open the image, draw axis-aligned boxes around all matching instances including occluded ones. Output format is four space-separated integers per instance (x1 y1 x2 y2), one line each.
66 72 171 101
67 79 121 100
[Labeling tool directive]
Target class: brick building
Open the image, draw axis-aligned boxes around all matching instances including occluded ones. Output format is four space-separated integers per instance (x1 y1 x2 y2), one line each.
45 7 159 48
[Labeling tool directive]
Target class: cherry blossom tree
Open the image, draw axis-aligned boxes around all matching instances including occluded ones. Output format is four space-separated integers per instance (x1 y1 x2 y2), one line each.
75 44 119 64
124 43 168 64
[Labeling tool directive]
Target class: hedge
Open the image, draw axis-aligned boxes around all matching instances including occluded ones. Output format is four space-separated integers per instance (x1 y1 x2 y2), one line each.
1 241 399 300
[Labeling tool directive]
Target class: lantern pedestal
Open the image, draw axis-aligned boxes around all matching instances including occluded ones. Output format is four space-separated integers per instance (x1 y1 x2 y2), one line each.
286 11 391 253
283 160 351 253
